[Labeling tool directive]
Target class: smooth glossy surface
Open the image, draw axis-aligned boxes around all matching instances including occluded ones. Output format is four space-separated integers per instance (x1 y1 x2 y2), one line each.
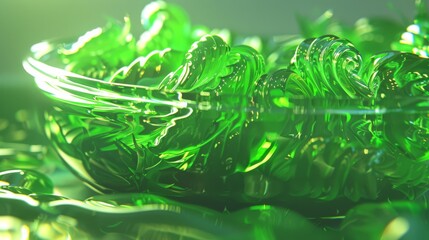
22 1 429 207
0 192 338 240
13 0 429 238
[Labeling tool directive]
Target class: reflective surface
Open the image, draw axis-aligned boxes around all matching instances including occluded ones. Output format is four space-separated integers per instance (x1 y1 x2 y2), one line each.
0 192 338 239
23 1 429 205
7 0 429 239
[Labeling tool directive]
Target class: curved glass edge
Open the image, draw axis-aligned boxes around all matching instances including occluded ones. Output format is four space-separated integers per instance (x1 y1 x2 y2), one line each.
23 40 429 115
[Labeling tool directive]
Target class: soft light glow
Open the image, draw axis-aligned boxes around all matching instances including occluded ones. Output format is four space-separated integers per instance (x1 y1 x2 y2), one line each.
407 24 421 34
381 217 410 240
0 217 30 240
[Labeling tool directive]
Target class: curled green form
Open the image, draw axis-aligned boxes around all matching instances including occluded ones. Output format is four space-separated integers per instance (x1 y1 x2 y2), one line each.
216 45 266 95
248 43 429 201
58 17 136 79
392 0 429 57
137 1 192 56
365 51 429 159
30 34 266 193
108 48 184 86
254 68 312 101
23 0 429 213
297 10 404 58
291 35 371 97
360 51 429 198
365 52 429 97
97 35 265 179
149 41 266 174
112 35 265 95
112 34 233 91
158 35 231 92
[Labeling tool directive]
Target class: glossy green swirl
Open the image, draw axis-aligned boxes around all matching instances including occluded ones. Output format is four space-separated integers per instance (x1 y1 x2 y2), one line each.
23 0 429 207
292 35 371 97
58 17 136 79
137 1 193 56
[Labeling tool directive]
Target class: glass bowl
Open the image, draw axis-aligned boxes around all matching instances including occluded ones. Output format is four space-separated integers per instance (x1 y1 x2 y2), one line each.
23 39 429 215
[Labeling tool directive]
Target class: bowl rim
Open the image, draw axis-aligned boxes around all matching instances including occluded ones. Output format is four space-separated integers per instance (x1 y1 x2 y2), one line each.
22 39 429 114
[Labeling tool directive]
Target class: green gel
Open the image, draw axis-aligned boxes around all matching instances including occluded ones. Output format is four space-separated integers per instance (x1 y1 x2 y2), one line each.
22 0 429 216
291 35 371 97
10 0 429 238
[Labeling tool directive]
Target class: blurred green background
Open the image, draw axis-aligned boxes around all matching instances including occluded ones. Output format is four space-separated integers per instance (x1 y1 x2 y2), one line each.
0 0 415 94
